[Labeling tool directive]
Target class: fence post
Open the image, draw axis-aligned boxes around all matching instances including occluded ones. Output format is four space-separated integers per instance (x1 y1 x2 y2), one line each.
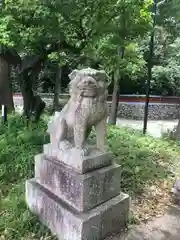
2 105 7 124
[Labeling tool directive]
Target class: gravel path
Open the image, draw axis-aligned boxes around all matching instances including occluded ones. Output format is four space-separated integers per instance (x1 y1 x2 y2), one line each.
116 118 178 138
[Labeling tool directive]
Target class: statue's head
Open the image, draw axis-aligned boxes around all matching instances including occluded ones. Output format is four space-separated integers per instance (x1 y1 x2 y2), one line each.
68 68 108 99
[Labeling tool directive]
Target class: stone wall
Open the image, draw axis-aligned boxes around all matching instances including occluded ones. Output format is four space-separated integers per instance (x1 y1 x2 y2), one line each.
13 94 180 120
115 102 180 120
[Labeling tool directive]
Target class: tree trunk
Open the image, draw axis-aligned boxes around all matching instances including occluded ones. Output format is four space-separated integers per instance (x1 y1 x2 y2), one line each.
20 70 34 118
108 46 125 125
53 66 62 112
20 69 45 122
0 56 14 111
108 74 120 125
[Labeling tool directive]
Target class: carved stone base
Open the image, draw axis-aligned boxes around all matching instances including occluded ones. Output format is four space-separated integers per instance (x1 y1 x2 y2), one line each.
26 179 130 240
35 154 121 212
43 144 112 174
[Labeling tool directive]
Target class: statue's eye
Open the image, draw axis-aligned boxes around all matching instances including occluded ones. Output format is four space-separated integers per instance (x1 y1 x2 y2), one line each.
98 81 104 88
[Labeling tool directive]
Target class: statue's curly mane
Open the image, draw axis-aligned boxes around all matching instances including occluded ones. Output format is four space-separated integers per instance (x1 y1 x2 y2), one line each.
48 67 108 155
68 68 108 101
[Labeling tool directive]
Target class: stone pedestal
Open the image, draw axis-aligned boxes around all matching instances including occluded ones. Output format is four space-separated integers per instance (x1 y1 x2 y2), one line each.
26 146 130 240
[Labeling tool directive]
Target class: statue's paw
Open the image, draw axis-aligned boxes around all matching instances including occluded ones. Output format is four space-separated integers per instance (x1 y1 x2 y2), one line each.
59 140 73 151
81 147 89 157
71 147 89 158
77 147 89 157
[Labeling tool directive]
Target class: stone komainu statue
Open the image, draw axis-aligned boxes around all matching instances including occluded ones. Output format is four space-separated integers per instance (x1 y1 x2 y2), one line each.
47 68 108 156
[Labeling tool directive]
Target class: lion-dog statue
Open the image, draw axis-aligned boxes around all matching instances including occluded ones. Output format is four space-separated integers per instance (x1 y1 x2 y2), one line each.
47 68 108 156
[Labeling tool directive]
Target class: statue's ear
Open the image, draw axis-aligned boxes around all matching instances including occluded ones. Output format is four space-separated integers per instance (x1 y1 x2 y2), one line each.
68 69 78 81
97 70 108 82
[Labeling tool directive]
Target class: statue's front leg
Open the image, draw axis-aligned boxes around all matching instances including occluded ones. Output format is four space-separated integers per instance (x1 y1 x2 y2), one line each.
57 118 73 150
50 118 71 150
73 118 89 156
94 117 107 152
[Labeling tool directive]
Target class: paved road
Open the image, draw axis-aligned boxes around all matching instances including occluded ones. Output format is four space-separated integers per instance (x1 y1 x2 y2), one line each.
116 118 178 138
108 206 180 240
16 102 178 137
14 95 178 138
15 104 178 138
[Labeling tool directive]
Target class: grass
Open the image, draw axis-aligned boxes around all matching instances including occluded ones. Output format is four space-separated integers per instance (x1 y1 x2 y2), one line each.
108 126 180 223
1 114 180 239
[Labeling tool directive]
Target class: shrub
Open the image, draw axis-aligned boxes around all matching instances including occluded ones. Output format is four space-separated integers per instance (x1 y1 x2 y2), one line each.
107 126 177 195
0 115 52 239
0 115 49 188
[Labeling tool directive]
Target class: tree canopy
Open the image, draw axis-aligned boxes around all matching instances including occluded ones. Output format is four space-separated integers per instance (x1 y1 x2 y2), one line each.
0 0 180 120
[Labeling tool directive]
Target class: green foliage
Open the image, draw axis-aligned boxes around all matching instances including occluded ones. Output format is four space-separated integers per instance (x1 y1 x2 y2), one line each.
107 126 178 195
0 0 180 95
0 115 52 240
157 0 180 35
1 114 180 239
0 115 49 186
132 0 180 96
86 0 152 78
0 0 61 52
0 0 152 81
152 37 180 95
0 0 120 54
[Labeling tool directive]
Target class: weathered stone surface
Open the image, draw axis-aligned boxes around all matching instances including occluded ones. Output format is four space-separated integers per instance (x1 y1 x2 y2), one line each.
43 144 112 174
47 68 108 155
101 194 130 238
25 68 130 240
26 179 129 240
35 154 121 212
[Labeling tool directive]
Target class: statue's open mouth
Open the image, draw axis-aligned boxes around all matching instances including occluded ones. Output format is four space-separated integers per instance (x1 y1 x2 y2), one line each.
80 88 97 97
